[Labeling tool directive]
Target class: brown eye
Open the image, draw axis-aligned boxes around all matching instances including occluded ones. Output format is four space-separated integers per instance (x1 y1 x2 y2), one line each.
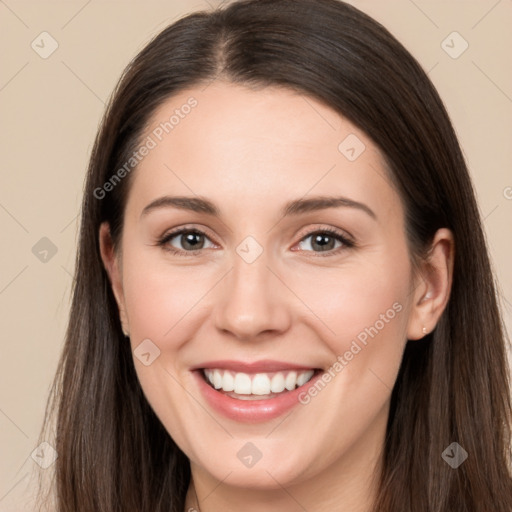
159 229 216 255
297 229 353 254
174 231 206 251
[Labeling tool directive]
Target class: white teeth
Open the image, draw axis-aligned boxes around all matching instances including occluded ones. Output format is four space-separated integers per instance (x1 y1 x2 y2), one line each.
285 371 297 391
297 371 311 387
213 371 223 390
233 373 252 394
270 373 285 393
252 373 271 395
222 371 234 392
204 368 315 395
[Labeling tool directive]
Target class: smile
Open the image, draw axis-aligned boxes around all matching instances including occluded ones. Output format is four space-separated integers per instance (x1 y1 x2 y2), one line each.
202 368 317 399
192 362 325 422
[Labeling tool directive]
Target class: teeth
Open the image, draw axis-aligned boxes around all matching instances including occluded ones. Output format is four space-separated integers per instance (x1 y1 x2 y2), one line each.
234 373 252 394
285 371 297 391
252 373 271 395
223 371 234 392
213 371 223 390
297 371 310 387
271 373 285 393
203 368 315 395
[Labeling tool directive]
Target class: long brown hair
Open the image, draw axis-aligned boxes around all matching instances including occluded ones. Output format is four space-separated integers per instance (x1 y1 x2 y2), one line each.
37 0 512 510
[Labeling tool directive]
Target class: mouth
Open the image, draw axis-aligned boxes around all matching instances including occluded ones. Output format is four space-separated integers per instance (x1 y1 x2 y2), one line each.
191 361 326 422
199 367 323 401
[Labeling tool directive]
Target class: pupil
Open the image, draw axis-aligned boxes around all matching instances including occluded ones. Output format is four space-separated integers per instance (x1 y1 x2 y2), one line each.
313 234 334 251
183 232 203 250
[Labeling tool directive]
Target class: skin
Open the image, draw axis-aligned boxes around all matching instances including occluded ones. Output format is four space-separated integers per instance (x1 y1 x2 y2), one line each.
99 81 454 512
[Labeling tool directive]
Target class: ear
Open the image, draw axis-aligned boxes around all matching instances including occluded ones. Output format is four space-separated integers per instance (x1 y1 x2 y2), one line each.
99 222 130 336
406 228 455 340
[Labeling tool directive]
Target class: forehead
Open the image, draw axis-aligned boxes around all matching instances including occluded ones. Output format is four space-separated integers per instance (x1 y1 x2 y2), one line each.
126 81 401 224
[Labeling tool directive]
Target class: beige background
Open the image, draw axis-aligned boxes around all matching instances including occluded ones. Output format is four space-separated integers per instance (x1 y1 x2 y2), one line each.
1 0 511 509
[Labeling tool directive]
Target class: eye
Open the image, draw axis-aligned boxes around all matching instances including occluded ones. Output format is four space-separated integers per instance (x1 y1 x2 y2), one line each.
295 228 354 256
157 226 354 257
158 228 216 255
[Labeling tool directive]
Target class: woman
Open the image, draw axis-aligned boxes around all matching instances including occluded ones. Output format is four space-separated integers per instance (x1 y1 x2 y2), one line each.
37 0 512 510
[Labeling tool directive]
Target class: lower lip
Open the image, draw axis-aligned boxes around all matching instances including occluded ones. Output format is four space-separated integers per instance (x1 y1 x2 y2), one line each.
192 369 324 423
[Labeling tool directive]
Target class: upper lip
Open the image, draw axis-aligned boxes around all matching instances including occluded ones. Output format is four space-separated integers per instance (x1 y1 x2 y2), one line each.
191 359 320 373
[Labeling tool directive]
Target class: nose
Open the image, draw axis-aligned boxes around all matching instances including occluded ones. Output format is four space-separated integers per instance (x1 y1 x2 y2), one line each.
212 248 292 342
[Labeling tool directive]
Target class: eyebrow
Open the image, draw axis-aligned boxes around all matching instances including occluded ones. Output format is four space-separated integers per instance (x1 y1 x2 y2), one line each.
140 195 377 220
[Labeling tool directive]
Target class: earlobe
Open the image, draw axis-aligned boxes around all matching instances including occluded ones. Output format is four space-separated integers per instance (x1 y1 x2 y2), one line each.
406 228 455 340
99 222 130 336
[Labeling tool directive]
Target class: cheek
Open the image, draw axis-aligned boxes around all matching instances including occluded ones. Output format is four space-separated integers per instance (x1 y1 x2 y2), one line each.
122 251 211 345
287 256 411 348
283 256 411 461
120 252 211 440
285 250 412 402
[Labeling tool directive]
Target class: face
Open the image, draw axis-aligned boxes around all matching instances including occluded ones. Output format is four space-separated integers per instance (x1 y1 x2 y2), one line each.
100 81 449 501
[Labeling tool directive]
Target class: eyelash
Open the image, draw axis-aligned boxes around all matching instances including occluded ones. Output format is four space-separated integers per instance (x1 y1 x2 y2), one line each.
156 226 355 258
